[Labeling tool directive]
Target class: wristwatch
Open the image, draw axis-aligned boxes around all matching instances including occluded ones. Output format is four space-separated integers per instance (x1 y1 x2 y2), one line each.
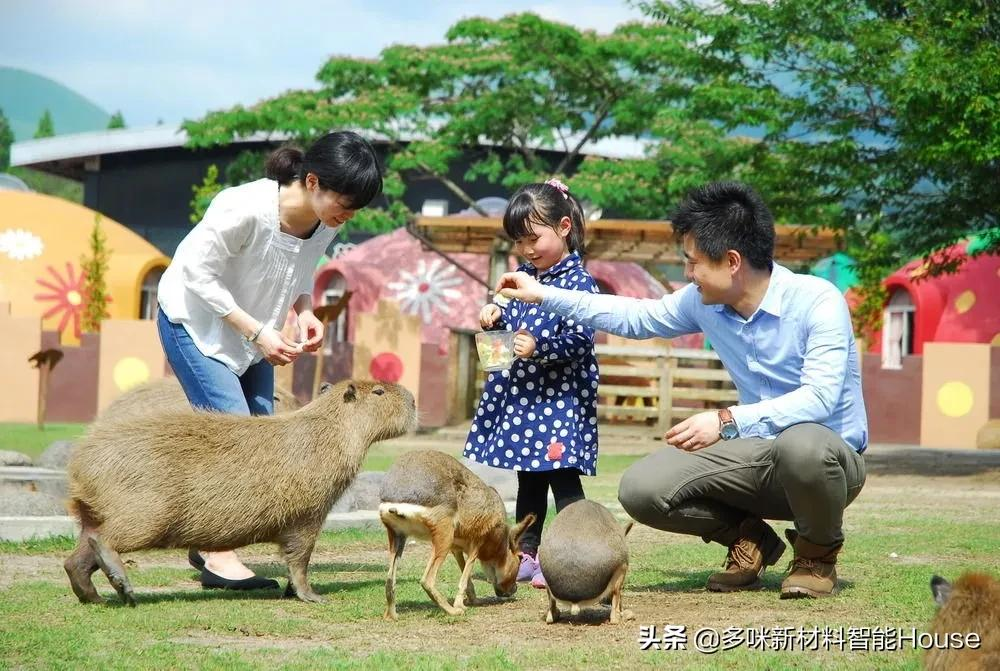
718 408 739 440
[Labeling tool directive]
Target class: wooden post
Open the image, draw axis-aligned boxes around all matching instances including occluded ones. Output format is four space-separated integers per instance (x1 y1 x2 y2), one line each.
311 291 352 400
28 349 64 430
487 238 513 300
656 348 673 436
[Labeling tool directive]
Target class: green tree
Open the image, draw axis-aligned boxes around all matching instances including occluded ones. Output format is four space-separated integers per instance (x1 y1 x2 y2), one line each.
0 106 13 171
634 1 1000 270
80 213 112 333
184 14 830 235
107 111 126 129
34 109 55 139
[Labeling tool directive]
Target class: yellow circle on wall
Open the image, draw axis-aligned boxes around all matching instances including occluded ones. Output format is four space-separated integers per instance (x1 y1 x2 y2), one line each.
953 290 976 314
113 357 151 392
936 381 974 418
992 333 1000 347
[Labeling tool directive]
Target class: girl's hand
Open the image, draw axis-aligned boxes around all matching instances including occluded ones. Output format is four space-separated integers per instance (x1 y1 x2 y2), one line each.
296 310 325 353
513 329 536 358
480 304 501 329
254 327 302 366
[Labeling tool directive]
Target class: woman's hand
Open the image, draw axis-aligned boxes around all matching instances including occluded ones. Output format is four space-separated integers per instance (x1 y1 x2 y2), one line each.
513 329 536 358
254 327 302 366
480 304 501 329
296 310 325 353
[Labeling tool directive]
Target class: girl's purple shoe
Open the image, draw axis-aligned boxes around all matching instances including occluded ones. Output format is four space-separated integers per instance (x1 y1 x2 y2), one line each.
531 565 547 589
517 552 539 582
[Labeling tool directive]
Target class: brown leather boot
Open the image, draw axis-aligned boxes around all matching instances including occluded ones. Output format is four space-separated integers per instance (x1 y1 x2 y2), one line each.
780 529 841 599
706 518 786 592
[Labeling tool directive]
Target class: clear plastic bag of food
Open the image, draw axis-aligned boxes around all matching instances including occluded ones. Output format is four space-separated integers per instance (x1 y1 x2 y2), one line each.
475 330 516 371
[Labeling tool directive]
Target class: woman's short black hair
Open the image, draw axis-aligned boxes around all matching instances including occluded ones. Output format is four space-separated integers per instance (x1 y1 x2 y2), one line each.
265 131 383 209
671 181 775 271
502 182 586 254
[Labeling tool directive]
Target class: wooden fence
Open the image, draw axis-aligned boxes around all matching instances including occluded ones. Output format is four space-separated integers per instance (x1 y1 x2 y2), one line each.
463 335 737 435
596 344 737 434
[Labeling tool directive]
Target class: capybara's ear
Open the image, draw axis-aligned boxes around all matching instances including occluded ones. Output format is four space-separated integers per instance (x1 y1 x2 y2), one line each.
319 382 334 395
343 384 357 403
931 575 952 607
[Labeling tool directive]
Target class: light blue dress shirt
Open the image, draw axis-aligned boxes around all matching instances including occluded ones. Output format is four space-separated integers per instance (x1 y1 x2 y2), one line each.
540 263 869 452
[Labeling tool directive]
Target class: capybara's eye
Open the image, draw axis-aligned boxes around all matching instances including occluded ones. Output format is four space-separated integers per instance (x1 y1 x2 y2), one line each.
373 388 385 396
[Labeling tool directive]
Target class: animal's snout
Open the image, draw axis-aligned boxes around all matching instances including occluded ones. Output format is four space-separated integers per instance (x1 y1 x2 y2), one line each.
496 582 517 598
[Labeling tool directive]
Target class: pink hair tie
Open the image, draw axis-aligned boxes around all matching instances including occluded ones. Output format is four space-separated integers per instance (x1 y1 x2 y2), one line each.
545 178 570 199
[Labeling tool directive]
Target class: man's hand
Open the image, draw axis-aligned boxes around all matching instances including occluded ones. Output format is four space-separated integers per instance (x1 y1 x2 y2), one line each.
296 310 325 353
255 327 302 366
664 411 722 451
495 271 544 305
480 304 501 329
513 329 536 358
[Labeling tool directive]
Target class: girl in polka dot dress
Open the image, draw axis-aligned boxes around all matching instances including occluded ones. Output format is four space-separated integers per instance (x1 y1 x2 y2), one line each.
463 179 600 589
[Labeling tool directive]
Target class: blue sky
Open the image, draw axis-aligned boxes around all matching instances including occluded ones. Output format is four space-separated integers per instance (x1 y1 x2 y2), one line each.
1 0 643 128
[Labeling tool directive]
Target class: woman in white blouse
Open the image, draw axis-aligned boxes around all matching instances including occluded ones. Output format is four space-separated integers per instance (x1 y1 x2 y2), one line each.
156 130 382 591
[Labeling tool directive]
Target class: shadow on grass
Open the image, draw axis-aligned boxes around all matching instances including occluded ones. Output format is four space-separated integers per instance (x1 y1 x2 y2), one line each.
638 569 856 595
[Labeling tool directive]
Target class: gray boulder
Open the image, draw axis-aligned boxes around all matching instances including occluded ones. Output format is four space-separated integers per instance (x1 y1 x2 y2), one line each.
461 459 517 502
0 485 66 516
37 440 75 470
330 471 386 513
0 450 33 467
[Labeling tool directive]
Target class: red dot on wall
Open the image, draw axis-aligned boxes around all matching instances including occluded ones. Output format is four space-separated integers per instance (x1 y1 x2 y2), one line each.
369 352 404 382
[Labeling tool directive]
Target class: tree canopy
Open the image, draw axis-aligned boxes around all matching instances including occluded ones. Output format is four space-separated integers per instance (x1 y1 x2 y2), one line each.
183 3 999 335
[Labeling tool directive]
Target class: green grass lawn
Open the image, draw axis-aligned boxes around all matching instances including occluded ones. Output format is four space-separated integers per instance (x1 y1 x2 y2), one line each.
3 438 998 670
0 423 86 461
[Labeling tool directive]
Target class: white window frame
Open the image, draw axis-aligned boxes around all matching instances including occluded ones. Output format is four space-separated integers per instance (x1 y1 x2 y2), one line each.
139 267 166 320
881 289 915 370
321 273 348 354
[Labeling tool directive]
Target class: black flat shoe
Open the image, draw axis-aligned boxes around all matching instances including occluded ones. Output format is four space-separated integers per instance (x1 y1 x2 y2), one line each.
188 549 205 571
200 568 279 591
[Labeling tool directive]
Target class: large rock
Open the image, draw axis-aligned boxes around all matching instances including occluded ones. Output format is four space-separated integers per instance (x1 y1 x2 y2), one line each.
977 420 1000 450
0 451 32 467
0 485 66 516
462 459 518 502
37 440 75 470
330 472 386 513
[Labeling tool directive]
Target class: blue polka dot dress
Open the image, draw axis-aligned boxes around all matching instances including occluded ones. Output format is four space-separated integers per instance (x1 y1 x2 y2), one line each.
464 253 600 475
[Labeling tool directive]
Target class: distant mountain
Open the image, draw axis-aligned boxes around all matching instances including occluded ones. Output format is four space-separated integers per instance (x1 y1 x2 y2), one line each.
0 67 110 140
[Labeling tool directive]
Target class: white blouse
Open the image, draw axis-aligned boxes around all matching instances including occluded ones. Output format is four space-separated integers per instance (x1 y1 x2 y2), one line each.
158 178 339 374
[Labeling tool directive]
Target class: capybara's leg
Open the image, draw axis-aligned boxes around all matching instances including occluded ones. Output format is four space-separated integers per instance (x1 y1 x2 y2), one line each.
545 588 560 624
420 523 463 616
608 564 634 625
88 536 136 607
281 531 323 604
451 549 478 610
384 527 406 620
64 527 103 604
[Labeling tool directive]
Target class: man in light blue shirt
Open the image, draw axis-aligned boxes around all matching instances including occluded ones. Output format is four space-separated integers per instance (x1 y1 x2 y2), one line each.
497 182 867 599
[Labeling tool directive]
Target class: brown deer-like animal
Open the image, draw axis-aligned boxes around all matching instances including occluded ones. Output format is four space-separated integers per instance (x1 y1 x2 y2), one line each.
378 450 534 619
926 573 1000 671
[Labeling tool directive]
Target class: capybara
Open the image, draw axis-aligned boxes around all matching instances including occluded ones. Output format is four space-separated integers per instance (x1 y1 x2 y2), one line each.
99 376 300 422
926 572 1000 671
378 450 534 619
65 380 416 606
538 499 634 624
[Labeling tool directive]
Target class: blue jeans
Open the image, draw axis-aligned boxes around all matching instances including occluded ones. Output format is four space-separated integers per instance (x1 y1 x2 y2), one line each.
156 308 274 416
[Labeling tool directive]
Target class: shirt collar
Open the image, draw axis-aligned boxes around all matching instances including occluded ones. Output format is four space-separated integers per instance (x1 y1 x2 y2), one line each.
525 252 580 279
711 262 787 318
757 263 788 318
